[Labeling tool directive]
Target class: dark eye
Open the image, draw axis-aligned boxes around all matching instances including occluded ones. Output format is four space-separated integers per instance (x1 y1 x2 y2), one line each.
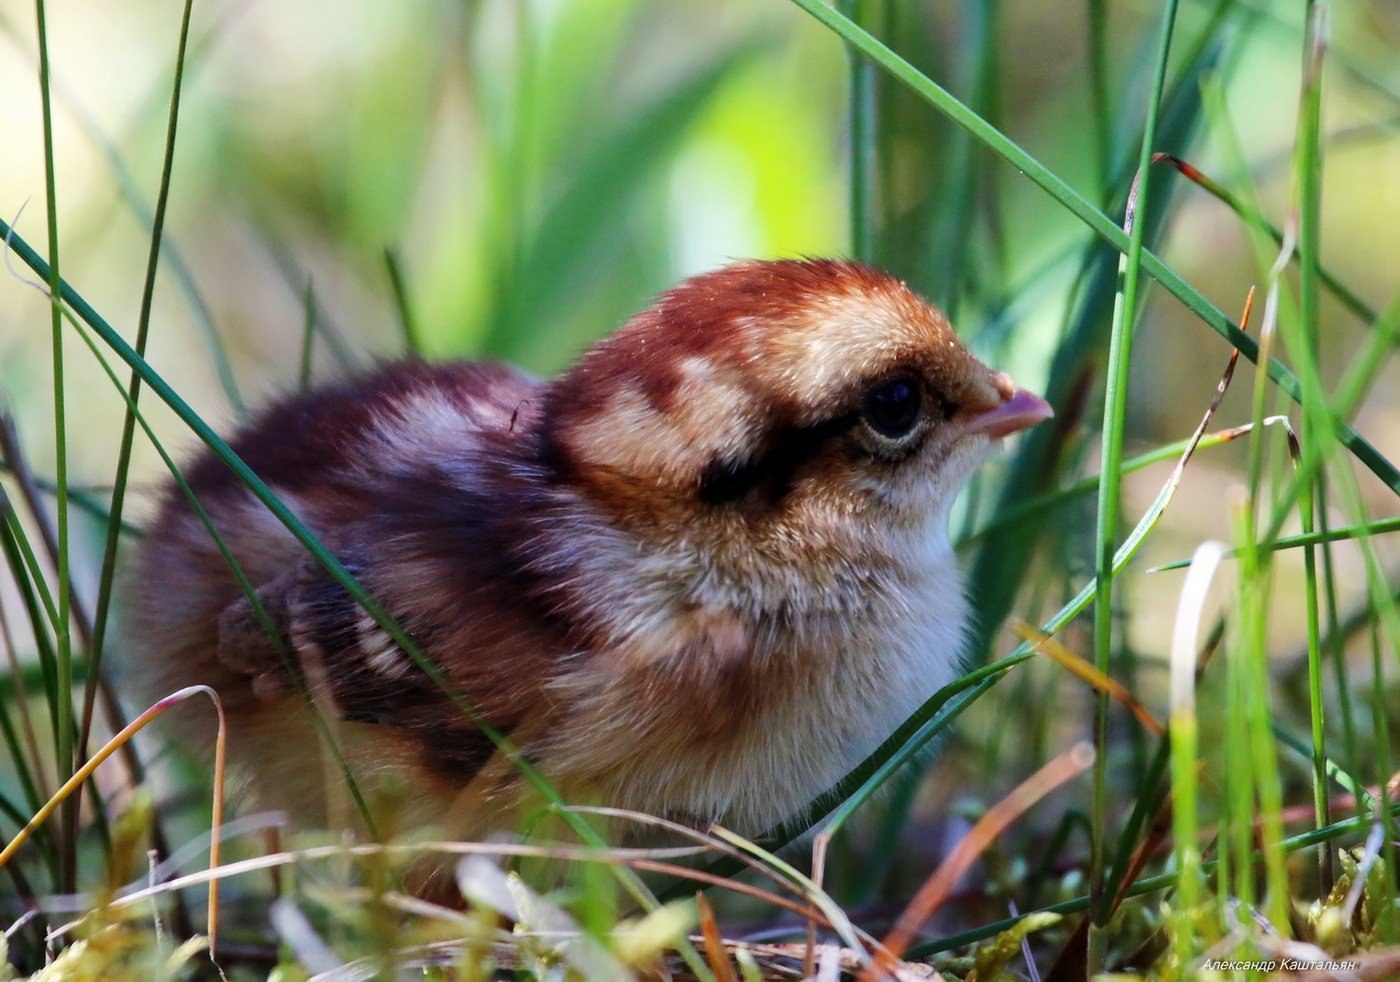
862 377 922 438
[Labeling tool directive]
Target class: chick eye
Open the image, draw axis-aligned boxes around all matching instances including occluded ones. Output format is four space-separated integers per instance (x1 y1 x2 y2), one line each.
862 377 922 438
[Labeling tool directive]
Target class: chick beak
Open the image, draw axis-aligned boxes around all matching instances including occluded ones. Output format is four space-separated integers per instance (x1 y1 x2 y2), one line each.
961 373 1054 440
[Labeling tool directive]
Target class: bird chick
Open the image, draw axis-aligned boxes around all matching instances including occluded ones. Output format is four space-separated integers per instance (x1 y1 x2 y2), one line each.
123 258 1051 844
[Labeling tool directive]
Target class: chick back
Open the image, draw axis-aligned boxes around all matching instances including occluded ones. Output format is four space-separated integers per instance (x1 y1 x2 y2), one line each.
121 360 573 833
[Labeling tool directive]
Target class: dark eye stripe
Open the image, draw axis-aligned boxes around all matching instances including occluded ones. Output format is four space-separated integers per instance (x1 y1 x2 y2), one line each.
697 412 857 506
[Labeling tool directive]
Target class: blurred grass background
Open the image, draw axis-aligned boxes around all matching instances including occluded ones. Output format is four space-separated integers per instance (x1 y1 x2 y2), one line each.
2 0 1400 975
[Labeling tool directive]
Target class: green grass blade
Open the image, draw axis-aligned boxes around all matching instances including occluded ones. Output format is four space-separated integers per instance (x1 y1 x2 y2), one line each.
1089 4 1180 957
0 614 49 824
836 0 880 262
1160 154 1376 325
257 228 362 373
1326 452 1400 941
1295 0 1331 889
13 478 140 537
1272 722 1371 811
1148 514 1400 570
923 0 996 314
1087 0 1112 196
383 246 420 355
31 0 76 893
960 428 1254 548
0 496 61 711
81 0 195 786
1316 497 1359 789
1368 632 1398 941
299 276 317 389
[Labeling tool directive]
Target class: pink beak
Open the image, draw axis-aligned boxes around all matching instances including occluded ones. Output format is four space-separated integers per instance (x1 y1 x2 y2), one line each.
962 381 1054 440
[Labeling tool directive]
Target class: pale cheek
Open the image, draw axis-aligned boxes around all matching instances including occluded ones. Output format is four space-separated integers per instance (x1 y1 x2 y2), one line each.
670 367 763 456
570 386 693 488
569 378 763 490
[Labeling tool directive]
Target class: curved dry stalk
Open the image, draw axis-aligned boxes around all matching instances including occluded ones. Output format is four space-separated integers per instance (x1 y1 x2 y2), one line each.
0 684 226 953
863 743 1096 980
1013 621 1164 736
697 892 739 982
564 803 898 970
45 836 841 945
708 824 873 964
564 805 805 895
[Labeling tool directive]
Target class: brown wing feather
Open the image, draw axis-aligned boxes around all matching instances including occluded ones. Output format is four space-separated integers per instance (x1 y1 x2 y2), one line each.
125 359 577 828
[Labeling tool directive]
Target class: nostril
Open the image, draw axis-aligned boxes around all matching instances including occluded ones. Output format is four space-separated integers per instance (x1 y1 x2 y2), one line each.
989 371 1016 402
